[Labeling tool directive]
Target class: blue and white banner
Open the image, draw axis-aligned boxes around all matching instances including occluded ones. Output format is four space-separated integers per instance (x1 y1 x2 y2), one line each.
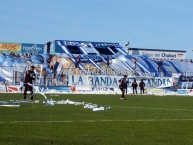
22 43 44 54
54 40 122 54
177 89 188 94
91 42 121 48
68 75 173 88
180 76 193 82
39 86 71 93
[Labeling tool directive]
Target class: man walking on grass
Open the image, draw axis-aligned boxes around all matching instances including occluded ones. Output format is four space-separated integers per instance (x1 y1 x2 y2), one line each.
119 75 128 100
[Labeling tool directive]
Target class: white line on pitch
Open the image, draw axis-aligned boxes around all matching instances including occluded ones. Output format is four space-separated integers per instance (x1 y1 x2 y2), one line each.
1 119 193 124
112 106 193 111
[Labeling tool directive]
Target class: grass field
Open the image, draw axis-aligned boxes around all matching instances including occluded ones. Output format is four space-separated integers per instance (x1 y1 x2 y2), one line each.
1 93 193 145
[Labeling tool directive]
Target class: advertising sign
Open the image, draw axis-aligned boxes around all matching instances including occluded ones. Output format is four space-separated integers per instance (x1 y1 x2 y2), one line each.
22 43 44 54
0 43 22 52
180 76 193 82
54 40 122 54
42 86 71 93
129 48 186 59
91 42 121 48
7 86 20 93
55 40 68 53
0 85 6 92
177 89 188 94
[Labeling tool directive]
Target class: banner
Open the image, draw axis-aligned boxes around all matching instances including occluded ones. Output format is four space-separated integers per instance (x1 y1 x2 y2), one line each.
54 40 122 54
0 85 6 92
129 48 186 59
22 43 44 54
0 43 21 52
7 85 20 93
180 76 193 82
39 86 71 93
68 75 173 88
177 89 188 94
91 42 121 48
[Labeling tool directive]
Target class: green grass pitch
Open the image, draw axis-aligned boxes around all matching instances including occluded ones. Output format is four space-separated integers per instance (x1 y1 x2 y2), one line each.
1 93 193 145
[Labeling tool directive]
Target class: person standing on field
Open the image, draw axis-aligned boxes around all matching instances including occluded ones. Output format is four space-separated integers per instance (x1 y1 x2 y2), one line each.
139 79 145 94
23 66 36 101
132 79 138 94
119 75 128 100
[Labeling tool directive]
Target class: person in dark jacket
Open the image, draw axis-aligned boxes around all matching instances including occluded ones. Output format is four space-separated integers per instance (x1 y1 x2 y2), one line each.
119 75 128 100
75 55 80 68
139 79 145 94
132 79 138 94
23 66 35 101
106 57 110 67
46 41 52 54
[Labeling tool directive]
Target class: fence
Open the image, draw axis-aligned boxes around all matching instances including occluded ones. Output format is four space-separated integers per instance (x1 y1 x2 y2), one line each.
1 65 192 87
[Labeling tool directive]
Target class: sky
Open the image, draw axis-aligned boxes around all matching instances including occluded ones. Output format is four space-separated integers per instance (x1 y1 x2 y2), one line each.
0 0 193 58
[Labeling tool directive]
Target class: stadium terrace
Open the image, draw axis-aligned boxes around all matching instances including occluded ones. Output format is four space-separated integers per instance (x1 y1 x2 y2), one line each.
0 40 192 95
